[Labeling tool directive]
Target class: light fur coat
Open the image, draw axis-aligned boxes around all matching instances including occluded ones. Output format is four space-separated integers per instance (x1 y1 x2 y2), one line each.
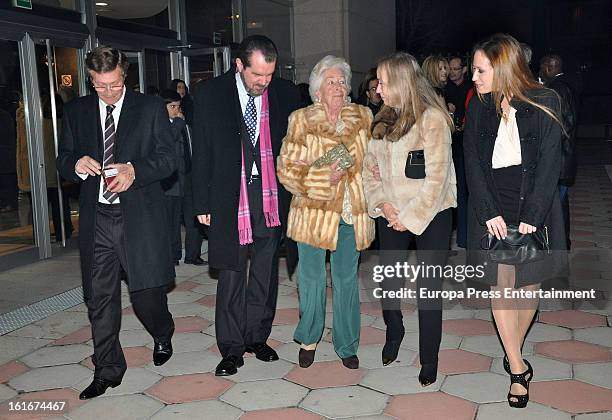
277 102 375 251
362 105 457 235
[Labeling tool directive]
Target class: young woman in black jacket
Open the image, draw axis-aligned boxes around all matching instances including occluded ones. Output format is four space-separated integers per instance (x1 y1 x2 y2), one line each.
464 33 568 408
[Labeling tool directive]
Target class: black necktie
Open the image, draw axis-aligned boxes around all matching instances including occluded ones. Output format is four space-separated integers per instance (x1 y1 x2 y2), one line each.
102 105 118 203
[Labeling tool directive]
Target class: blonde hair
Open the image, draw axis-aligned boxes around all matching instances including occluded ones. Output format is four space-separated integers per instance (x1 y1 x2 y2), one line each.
377 52 453 138
474 33 562 127
422 55 449 89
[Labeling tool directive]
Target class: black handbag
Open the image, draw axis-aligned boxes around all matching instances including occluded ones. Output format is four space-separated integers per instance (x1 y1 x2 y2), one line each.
405 149 425 179
480 224 550 265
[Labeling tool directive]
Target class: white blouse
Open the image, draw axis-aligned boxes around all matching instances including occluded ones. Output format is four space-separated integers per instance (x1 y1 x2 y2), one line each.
492 106 522 169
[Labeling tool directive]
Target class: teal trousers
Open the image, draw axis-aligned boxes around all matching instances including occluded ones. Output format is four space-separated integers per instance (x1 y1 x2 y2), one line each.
293 220 360 358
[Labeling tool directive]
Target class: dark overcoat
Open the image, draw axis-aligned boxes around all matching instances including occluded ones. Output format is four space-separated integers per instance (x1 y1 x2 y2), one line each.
190 70 300 271
464 89 569 287
56 90 176 297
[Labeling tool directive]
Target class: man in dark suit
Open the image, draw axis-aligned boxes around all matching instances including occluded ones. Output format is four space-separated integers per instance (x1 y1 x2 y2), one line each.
56 47 176 399
540 54 577 249
191 35 299 376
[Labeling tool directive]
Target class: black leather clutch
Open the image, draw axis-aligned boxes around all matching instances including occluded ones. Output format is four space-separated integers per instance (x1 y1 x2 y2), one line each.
480 224 550 265
405 149 425 179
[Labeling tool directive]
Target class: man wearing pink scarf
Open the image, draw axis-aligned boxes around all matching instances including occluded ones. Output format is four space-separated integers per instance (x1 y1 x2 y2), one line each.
191 35 300 376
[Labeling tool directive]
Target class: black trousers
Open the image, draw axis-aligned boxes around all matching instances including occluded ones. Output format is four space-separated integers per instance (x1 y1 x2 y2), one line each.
377 208 452 365
216 178 281 357
183 178 205 261
86 203 174 383
164 196 182 261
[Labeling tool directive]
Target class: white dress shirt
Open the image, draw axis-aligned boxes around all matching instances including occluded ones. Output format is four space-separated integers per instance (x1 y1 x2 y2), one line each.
76 87 127 203
492 106 522 169
235 71 261 175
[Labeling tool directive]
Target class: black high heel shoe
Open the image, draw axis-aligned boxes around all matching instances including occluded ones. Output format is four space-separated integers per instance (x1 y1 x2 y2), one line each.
382 330 405 366
507 359 533 408
418 361 438 387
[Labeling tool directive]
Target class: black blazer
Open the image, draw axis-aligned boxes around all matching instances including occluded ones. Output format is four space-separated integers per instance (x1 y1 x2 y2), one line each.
464 89 568 287
56 89 177 296
190 69 299 270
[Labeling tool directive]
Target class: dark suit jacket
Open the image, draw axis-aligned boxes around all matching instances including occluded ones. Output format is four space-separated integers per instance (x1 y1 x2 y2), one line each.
547 74 577 185
56 89 177 297
191 69 299 271
463 89 568 286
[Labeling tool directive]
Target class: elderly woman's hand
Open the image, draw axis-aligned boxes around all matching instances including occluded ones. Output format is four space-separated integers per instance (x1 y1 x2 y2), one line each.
330 160 346 185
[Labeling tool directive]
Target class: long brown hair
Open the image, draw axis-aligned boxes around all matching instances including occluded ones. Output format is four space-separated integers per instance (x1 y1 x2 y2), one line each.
376 52 453 139
474 33 562 127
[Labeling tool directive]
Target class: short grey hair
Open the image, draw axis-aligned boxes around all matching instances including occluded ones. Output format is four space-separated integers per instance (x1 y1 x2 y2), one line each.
308 55 352 102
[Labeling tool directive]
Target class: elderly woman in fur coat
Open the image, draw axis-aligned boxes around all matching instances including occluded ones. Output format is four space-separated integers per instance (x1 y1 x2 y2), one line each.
362 52 456 386
277 56 374 370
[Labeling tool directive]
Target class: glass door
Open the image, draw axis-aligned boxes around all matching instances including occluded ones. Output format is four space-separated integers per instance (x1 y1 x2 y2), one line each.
183 46 230 86
33 40 84 248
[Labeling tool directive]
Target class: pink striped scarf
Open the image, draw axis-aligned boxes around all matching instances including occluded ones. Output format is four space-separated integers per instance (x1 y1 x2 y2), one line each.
238 89 280 245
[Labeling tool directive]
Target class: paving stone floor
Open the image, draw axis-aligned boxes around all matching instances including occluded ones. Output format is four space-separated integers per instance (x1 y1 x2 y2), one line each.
0 165 610 419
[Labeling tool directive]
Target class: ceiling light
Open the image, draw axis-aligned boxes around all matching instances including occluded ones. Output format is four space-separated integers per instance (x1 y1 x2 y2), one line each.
95 2 108 6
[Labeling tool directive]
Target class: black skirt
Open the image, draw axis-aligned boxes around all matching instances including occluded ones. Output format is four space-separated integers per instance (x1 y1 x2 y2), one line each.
491 164 522 225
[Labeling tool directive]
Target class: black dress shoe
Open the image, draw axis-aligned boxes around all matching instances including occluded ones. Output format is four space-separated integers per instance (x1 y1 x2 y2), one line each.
245 343 279 362
215 355 245 376
382 339 403 366
418 361 438 387
298 348 316 368
184 257 208 266
79 377 121 400
341 355 359 369
153 341 173 366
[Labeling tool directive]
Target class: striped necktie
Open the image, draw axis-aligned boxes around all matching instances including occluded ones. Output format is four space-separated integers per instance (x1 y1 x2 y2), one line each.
102 105 119 203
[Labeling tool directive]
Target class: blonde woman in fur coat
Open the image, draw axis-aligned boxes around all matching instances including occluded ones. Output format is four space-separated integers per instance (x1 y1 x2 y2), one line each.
362 52 456 386
277 56 374 370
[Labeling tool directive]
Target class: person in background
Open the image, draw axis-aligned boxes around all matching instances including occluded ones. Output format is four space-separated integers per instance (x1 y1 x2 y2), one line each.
170 79 194 126
357 68 384 117
465 33 568 408
422 55 450 99
540 54 577 250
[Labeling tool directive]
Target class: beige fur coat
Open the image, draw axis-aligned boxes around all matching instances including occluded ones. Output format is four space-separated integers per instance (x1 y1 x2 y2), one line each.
362 105 457 235
277 103 375 251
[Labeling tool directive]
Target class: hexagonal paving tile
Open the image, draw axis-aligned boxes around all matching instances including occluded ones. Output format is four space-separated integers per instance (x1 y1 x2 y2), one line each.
146 350 220 376
9 364 92 392
285 360 365 389
442 319 496 336
476 401 572 419
573 362 612 389
173 316 211 333
151 400 243 419
0 383 17 402
68 394 163 420
172 280 200 291
0 336 53 366
415 349 491 375
166 291 206 305
82 346 152 370
442 372 509 403
460 335 506 358
442 308 475 320
539 310 607 329
524 322 572 342
530 380 612 414
229 357 294 382
220 378 308 411
360 326 387 345
240 407 323 419
117 329 154 347
195 295 216 307
490 355 571 381
300 385 388 418
51 326 92 346
535 340 611 363
573 414 612 420
0 361 29 383
574 327 612 348
7 311 89 340
20 344 92 368
360 366 445 395
0 388 84 419
190 283 218 295
167 303 208 318
400 331 463 352
269 324 298 343
272 308 300 325
119 314 144 331
357 344 417 369
146 373 232 403
385 392 476 420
